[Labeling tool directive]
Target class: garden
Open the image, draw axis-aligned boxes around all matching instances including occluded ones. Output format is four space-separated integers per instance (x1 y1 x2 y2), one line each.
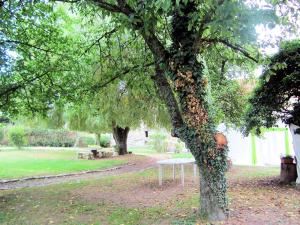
1 0 300 224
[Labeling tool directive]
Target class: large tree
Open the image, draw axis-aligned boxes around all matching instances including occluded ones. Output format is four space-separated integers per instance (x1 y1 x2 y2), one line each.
72 1 275 220
1 0 299 221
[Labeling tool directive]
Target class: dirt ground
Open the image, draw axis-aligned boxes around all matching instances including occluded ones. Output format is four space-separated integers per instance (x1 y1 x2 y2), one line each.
225 177 300 225
72 166 300 225
73 177 198 208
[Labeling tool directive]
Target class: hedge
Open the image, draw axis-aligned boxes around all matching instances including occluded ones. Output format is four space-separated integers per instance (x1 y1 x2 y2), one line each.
26 129 76 147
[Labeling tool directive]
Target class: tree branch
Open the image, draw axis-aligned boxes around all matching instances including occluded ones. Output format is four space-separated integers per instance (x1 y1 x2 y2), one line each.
0 0 9 8
91 0 124 13
0 69 71 101
89 61 155 91
140 31 169 62
220 59 227 78
81 27 119 56
0 72 49 100
0 39 67 57
55 0 80 3
193 1 226 51
201 38 259 63
88 0 168 61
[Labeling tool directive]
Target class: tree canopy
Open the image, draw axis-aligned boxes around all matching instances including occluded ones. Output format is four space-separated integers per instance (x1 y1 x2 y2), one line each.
244 39 300 135
1 1 255 128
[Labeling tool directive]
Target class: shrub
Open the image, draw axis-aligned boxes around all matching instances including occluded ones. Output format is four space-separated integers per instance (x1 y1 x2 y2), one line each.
175 139 185 153
27 129 76 147
8 127 27 149
100 134 111 147
149 132 168 153
79 136 96 146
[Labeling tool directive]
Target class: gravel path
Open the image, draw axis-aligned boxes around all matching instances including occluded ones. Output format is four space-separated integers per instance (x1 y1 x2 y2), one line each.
0 155 165 190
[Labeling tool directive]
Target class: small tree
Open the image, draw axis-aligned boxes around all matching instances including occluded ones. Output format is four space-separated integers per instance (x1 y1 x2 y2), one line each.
244 40 300 134
8 127 27 149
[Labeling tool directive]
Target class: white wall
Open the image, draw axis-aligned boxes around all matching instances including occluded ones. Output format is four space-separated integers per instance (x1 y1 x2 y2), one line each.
219 125 294 166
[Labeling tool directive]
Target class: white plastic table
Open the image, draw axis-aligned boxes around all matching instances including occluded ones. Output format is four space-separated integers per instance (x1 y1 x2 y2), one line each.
157 158 197 187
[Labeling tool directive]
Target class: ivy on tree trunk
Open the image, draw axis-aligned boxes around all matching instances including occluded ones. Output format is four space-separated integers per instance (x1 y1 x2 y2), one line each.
148 2 229 220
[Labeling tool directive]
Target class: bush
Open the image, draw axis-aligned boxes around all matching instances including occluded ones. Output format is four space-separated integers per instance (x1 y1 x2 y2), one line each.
8 127 27 149
100 134 111 147
79 136 96 146
175 139 185 153
27 129 76 147
149 132 168 153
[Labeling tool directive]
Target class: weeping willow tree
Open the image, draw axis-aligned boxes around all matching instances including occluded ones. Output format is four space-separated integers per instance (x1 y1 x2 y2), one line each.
67 77 170 155
59 6 171 154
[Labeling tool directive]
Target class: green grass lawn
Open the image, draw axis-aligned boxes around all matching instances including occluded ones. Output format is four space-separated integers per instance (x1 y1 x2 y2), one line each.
171 152 193 158
129 146 157 155
0 146 192 180
0 149 127 179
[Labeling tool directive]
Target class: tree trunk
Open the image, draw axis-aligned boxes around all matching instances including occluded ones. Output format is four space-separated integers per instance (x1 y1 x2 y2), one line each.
199 163 228 220
112 124 129 155
95 133 101 146
152 64 229 220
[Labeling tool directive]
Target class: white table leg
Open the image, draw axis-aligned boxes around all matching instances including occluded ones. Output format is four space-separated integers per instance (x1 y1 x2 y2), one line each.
193 163 197 180
172 164 175 180
181 164 184 187
159 164 163 186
